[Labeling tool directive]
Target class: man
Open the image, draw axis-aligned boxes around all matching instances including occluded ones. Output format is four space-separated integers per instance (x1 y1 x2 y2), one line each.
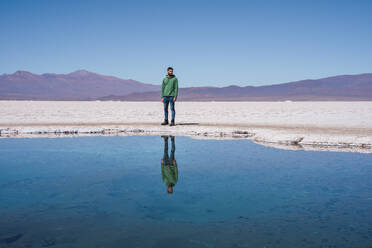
161 135 178 194
161 67 178 126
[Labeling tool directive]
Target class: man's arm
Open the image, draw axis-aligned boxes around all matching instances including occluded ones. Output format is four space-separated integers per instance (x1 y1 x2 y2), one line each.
174 162 178 183
174 78 178 101
161 79 165 101
161 162 166 182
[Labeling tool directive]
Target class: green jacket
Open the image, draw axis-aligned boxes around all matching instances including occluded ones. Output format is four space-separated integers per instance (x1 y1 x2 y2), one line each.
161 75 178 98
161 162 178 186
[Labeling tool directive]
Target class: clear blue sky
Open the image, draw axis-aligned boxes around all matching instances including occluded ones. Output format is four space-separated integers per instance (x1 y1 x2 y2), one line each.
1 0 371 87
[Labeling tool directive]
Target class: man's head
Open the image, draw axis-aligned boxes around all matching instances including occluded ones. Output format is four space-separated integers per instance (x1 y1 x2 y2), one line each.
167 184 174 194
167 67 173 76
167 186 173 194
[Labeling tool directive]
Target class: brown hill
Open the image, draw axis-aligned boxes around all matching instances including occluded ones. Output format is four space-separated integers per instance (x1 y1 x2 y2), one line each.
1 70 372 101
0 70 159 100
100 73 372 101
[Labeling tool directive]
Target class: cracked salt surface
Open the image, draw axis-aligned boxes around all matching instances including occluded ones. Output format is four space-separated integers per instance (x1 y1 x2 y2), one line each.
0 101 371 153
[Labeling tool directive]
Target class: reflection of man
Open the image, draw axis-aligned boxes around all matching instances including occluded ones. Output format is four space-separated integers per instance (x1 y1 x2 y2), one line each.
161 136 178 194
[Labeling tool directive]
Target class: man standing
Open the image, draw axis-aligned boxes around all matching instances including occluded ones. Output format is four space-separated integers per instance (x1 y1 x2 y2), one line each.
161 67 178 126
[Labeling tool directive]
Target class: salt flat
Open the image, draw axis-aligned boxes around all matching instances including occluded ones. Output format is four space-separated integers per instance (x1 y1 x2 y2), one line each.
1 101 372 153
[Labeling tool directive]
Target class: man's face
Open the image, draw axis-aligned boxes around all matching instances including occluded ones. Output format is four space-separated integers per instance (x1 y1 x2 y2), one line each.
167 186 173 194
168 69 173 75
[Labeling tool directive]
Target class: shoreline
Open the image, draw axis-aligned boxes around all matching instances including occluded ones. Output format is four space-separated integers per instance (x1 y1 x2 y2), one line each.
1 123 371 153
1 101 371 153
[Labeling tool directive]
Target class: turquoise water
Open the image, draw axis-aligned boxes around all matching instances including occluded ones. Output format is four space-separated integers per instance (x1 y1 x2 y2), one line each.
0 136 371 247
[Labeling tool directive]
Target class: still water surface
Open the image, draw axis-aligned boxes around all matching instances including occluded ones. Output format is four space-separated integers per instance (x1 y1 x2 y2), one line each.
0 136 371 247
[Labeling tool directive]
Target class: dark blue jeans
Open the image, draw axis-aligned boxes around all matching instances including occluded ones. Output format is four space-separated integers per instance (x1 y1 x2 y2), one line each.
163 96 175 121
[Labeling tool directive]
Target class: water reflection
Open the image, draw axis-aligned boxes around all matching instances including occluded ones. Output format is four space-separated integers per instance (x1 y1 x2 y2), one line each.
161 136 178 194
1 136 372 247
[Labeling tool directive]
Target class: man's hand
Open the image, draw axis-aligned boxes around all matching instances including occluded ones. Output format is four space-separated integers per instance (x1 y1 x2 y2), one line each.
173 97 177 102
161 97 164 102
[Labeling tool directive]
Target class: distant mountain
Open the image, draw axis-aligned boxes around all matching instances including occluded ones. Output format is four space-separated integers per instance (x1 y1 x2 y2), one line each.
100 73 372 101
1 70 372 101
0 70 159 100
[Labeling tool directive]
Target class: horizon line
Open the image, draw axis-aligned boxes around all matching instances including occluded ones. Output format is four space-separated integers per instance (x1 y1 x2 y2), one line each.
2 69 372 88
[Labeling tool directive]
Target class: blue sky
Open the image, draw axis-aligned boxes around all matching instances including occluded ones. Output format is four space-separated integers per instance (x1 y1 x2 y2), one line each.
1 0 371 87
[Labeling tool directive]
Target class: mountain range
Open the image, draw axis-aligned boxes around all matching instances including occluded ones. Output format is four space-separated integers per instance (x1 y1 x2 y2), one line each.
0 70 159 100
1 70 372 101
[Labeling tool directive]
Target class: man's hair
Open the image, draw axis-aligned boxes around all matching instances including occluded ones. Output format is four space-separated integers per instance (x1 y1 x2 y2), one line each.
167 67 173 71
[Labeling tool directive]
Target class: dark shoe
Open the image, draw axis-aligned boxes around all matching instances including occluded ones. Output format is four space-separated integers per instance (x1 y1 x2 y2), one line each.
161 120 169 125
170 120 175 126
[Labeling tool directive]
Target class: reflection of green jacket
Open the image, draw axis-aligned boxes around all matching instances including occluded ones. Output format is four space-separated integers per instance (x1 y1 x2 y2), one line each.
161 162 178 186
161 75 178 98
